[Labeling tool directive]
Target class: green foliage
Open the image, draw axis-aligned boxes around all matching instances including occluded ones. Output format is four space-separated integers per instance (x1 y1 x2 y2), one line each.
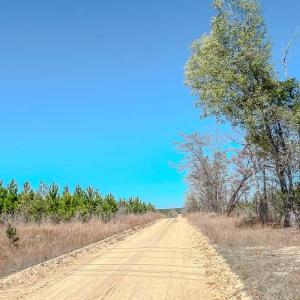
126 197 146 214
0 180 155 223
100 194 118 222
185 0 300 135
0 180 18 214
125 197 155 214
185 0 300 226
5 223 19 247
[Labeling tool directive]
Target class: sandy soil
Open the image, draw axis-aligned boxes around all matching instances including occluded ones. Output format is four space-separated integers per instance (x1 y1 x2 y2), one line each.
0 216 250 300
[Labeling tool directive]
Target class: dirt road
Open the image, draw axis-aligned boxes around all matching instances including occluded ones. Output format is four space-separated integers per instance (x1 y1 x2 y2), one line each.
0 217 248 300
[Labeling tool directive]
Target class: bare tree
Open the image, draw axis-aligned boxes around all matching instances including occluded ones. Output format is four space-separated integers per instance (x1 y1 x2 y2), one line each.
178 133 230 213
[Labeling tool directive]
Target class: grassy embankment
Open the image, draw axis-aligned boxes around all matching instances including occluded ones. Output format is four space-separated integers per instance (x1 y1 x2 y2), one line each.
187 213 300 300
0 212 161 278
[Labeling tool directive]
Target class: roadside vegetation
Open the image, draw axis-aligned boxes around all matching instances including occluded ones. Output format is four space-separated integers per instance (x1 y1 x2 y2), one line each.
187 213 300 299
182 0 300 299
0 212 160 278
0 179 159 277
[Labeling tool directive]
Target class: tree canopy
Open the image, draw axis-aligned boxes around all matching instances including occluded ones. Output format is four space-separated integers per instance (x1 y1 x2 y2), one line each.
185 0 300 226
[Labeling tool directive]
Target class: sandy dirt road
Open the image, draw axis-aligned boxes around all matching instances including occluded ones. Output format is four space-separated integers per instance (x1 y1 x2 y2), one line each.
0 217 248 300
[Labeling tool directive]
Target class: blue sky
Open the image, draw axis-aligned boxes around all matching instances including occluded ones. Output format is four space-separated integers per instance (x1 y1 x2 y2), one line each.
0 0 299 208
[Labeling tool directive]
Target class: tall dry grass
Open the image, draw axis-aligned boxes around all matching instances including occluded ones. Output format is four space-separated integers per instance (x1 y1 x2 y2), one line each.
187 212 300 249
0 213 161 278
187 213 300 300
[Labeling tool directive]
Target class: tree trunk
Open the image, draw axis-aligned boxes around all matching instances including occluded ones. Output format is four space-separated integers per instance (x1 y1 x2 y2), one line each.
227 172 251 216
265 123 295 227
259 168 268 224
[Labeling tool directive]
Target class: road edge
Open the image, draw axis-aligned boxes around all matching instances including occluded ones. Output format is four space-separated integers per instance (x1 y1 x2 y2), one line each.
0 218 163 294
186 218 252 300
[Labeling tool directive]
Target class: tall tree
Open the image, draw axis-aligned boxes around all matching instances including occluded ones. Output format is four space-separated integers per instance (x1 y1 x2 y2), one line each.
185 0 300 226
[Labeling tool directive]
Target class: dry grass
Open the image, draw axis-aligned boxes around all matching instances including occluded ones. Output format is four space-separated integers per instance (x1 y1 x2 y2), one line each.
0 213 161 278
187 213 300 300
187 213 300 248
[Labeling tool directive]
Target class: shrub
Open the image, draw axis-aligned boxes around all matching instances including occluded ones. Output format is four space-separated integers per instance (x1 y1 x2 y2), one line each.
5 223 19 247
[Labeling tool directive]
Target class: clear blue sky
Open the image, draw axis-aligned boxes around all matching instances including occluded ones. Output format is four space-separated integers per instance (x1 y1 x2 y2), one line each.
0 0 299 208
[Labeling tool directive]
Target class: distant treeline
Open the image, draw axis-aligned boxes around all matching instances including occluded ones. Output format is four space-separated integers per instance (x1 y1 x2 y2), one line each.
157 208 182 215
0 180 155 223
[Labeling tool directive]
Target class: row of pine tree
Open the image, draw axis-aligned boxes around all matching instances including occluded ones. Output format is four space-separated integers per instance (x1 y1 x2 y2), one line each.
0 180 155 223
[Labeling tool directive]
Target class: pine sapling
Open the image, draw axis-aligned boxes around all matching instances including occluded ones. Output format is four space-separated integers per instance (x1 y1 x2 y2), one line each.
5 223 19 247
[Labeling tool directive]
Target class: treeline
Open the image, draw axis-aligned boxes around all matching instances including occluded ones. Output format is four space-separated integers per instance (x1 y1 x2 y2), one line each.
183 0 300 227
179 133 293 223
0 180 155 223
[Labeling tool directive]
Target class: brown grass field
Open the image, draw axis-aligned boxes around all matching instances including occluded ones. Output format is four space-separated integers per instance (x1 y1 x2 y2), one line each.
0 213 161 278
187 213 300 300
